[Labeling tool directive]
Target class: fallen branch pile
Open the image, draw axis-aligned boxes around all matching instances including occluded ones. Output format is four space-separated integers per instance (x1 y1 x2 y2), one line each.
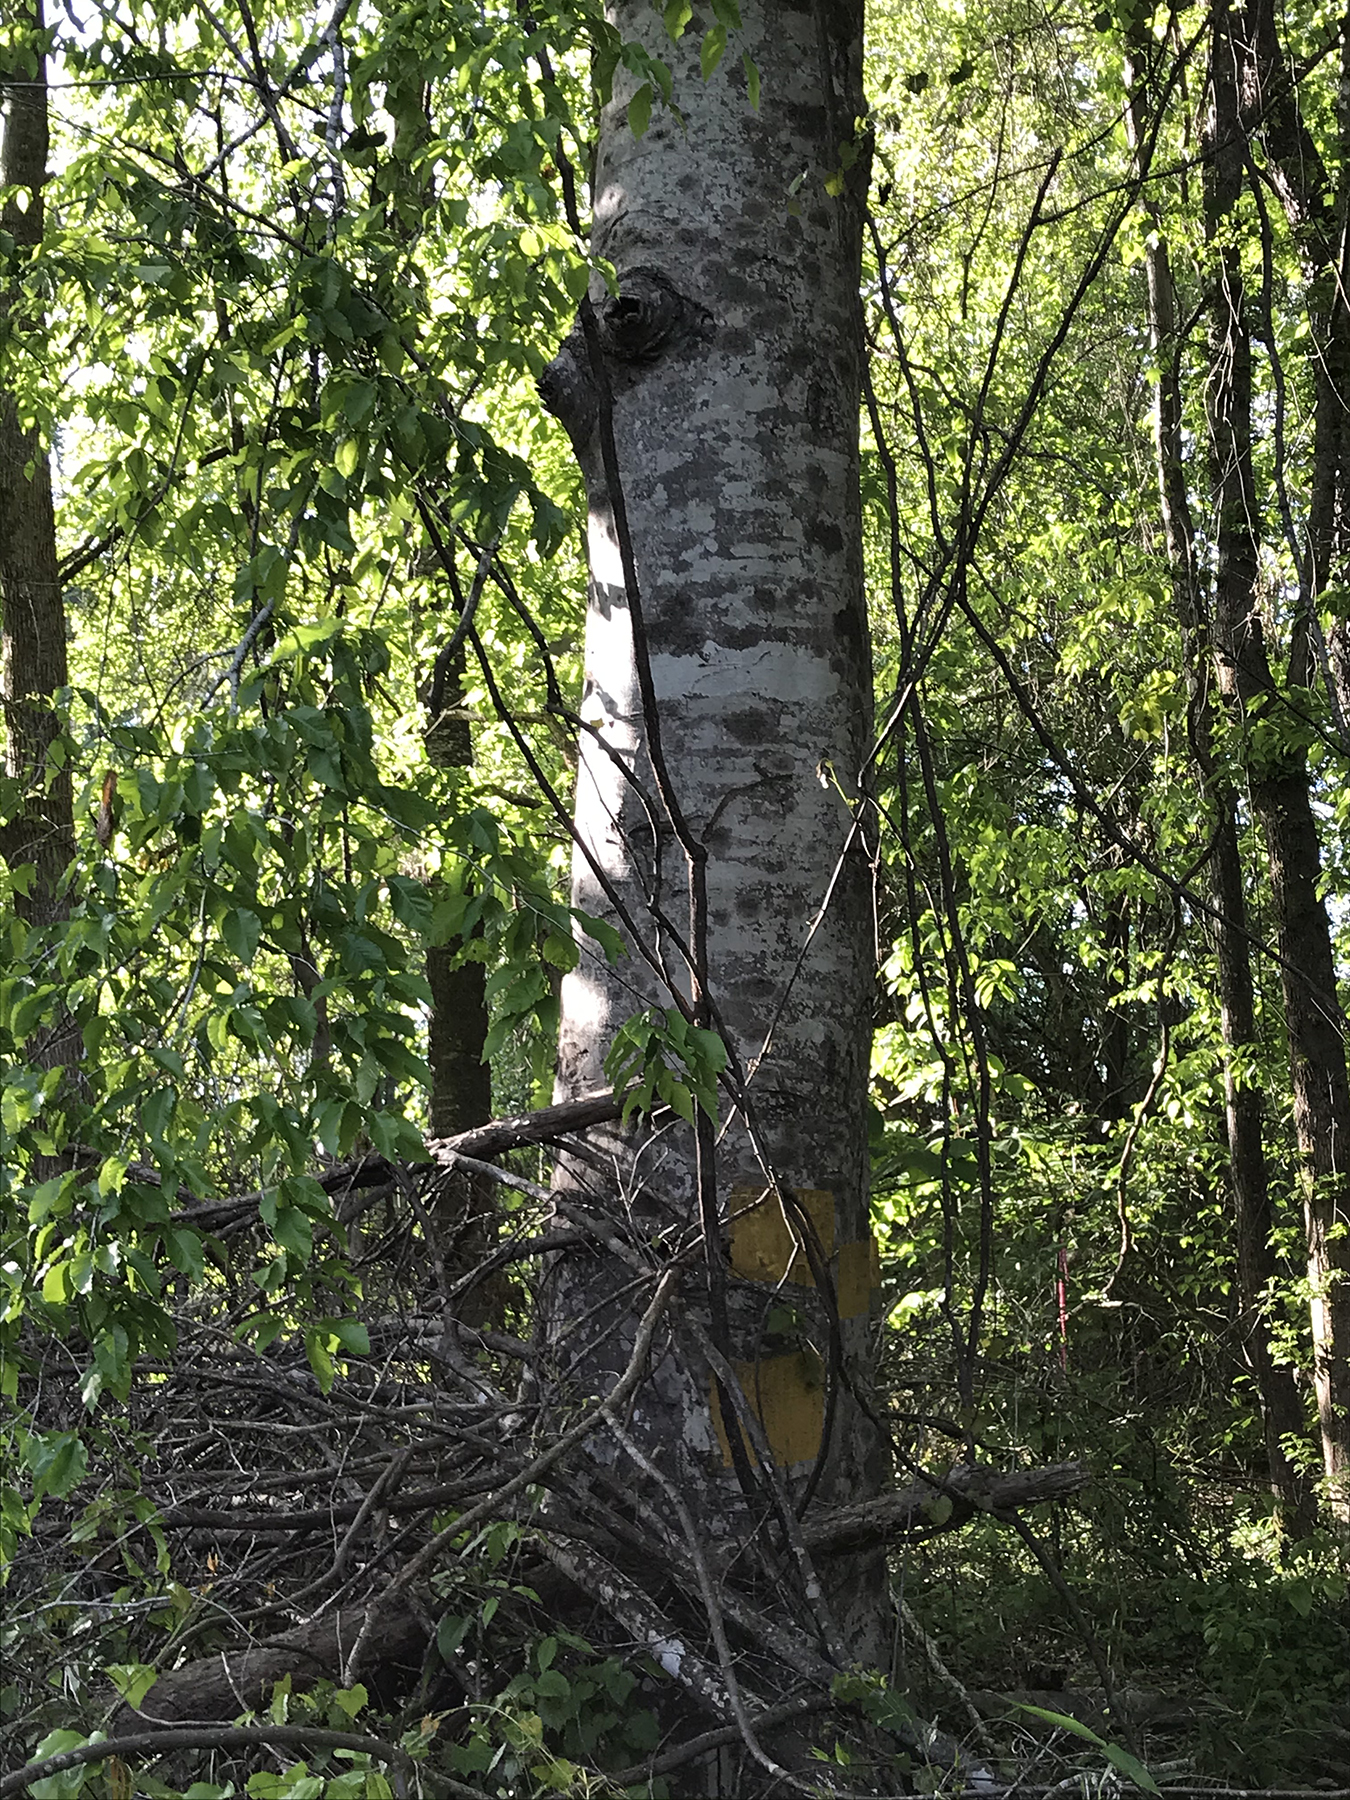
5 1098 1091 1797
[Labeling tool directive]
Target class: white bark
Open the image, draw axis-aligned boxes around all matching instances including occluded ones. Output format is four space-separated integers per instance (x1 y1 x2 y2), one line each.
542 0 888 1669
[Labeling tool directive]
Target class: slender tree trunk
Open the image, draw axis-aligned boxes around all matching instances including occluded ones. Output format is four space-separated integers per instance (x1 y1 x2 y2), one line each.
1303 23 1350 741
1122 36 1313 1527
1206 4 1350 1509
541 0 891 1691
421 596 493 1310
2 0 80 1095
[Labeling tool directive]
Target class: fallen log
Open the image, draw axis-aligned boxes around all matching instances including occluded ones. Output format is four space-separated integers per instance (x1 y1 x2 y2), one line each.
110 1596 428 1729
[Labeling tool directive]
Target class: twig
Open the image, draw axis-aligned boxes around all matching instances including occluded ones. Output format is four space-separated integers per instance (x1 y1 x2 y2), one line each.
339 1269 680 1682
600 1413 798 1790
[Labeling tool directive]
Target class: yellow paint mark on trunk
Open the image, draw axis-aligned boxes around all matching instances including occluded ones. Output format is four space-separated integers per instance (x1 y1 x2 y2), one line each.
711 1352 825 1468
728 1185 834 1283
716 1187 880 1465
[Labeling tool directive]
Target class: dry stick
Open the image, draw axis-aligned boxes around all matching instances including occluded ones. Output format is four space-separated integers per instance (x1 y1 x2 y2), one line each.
154 1474 498 1535
428 1088 623 1160
605 1695 831 1790
421 517 506 724
570 1449 843 1690
431 1145 552 1204
0 1727 420 1800
908 697 997 1438
861 27 1204 793
600 1414 799 1791
1092 903 1182 1310
959 560 1345 1045
894 1592 997 1756
540 1535 751 1723
687 1318 853 1674
802 1461 1089 1556
339 1269 679 1683
283 1446 413 1609
1001 1509 1134 1755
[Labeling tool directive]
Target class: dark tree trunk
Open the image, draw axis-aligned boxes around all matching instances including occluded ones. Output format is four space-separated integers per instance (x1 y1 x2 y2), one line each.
1205 6 1350 1508
1123 26 1314 1527
421 592 493 1309
1 0 73 930
1 0 81 1115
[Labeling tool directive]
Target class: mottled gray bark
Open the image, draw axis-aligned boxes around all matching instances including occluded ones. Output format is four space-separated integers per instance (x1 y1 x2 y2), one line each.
541 0 890 1678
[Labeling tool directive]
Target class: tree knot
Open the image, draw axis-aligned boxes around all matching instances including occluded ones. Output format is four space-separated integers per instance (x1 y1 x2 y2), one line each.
538 267 713 451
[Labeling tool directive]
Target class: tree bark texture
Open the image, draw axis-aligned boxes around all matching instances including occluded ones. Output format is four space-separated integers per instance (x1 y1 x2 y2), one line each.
2 0 82 1144
541 0 889 1668
1 0 74 940
1205 18 1350 1504
422 617 495 1312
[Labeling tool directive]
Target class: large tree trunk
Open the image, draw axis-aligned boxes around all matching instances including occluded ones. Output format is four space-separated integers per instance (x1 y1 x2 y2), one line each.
540 0 891 1693
1206 4 1350 1510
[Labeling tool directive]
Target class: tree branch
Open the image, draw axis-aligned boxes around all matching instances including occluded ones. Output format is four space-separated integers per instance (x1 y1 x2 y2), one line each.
802 1461 1090 1555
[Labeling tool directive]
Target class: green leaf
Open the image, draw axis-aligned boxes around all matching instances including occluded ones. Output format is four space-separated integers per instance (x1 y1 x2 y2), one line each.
1012 1702 1109 1745
562 259 592 302
306 1330 334 1393
742 52 760 111
274 1206 313 1264
330 1682 368 1721
30 1432 88 1499
341 379 377 426
1104 1745 1162 1794
330 1318 369 1355
272 617 343 659
27 1729 100 1800
628 82 653 139
663 0 692 38
701 24 728 80
1012 1704 1159 1793
106 1662 158 1708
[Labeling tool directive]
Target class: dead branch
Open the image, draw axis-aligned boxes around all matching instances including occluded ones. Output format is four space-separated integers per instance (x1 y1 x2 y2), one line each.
803 1461 1090 1554
425 1088 623 1160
